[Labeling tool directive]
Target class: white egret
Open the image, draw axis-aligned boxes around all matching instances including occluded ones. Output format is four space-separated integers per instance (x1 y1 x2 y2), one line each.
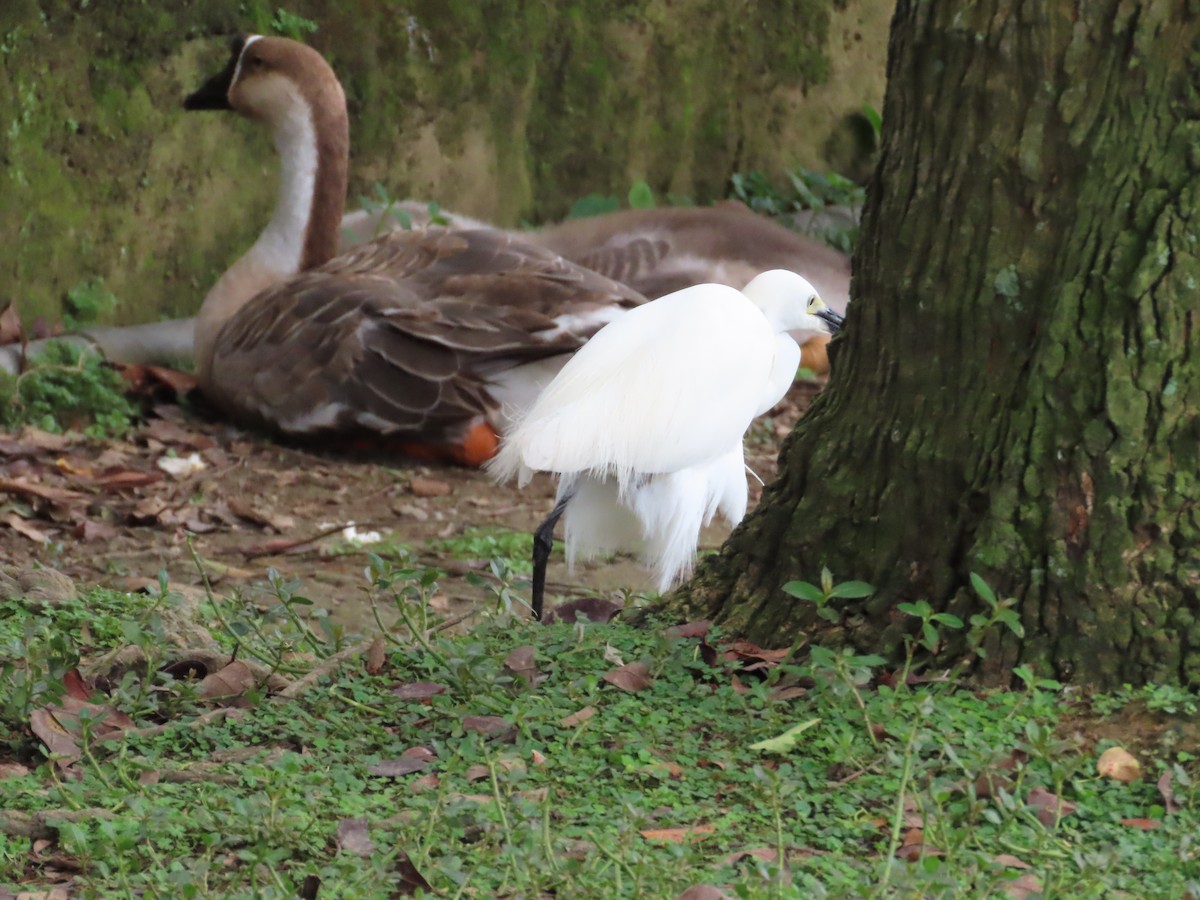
491 269 845 618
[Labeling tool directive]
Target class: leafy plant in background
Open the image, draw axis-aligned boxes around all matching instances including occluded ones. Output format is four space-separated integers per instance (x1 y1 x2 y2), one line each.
566 179 658 220
63 278 117 331
350 183 448 239
0 341 136 437
271 7 318 40
730 166 865 254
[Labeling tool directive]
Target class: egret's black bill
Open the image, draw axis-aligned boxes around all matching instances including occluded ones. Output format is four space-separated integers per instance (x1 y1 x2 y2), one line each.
815 307 845 334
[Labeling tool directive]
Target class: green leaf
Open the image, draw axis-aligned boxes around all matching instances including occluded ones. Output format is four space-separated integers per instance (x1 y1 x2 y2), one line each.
830 581 874 599
931 613 964 629
969 572 997 606
567 193 621 220
749 718 822 754
995 609 1025 637
921 622 939 651
627 180 656 209
782 581 825 604
863 103 882 136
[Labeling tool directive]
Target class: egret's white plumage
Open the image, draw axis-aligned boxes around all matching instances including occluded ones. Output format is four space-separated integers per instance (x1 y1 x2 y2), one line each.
491 268 840 615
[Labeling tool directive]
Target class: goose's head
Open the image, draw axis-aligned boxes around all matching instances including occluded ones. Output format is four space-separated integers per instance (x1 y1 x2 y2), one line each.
742 269 842 335
184 34 345 129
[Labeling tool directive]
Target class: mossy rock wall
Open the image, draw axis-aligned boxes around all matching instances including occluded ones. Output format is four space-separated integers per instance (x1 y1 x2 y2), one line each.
0 0 890 325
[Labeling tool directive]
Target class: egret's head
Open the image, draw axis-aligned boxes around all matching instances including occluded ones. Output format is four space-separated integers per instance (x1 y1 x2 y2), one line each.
741 269 840 335
806 295 845 334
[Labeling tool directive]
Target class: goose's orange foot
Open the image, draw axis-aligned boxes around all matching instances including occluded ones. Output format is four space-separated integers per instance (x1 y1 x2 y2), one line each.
800 334 831 376
391 421 500 468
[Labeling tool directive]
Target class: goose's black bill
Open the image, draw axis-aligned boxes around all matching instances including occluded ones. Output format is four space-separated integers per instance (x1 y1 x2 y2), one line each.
183 36 248 110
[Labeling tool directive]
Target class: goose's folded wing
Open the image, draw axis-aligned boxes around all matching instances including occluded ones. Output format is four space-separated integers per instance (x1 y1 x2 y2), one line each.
207 229 647 441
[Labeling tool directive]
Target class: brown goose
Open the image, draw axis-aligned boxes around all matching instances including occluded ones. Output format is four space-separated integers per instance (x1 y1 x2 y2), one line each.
184 35 645 465
340 202 851 374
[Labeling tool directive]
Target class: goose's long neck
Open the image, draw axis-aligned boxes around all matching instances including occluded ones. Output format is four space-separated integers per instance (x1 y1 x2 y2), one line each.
195 87 349 379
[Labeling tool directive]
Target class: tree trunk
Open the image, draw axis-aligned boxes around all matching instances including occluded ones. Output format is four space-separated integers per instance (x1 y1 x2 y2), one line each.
665 1 1200 688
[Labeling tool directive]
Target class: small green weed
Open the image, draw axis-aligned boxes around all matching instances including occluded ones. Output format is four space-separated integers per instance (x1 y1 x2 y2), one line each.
428 527 534 572
566 179 658 220
0 341 136 437
730 166 865 253
63 278 117 331
271 7 318 40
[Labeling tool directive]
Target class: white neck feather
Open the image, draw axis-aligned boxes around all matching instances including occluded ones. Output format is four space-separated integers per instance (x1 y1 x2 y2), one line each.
194 95 319 379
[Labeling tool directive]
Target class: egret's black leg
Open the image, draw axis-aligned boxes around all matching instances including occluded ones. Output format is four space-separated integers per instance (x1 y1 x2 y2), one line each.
531 491 573 621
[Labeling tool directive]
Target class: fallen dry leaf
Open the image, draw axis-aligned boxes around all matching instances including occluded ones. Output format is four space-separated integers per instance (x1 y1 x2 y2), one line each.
1158 769 1181 814
1027 786 1076 827
462 715 514 737
894 827 943 861
367 758 429 778
2 513 51 543
391 682 447 702
1003 872 1044 899
725 641 790 663
73 519 119 542
465 764 490 782
139 418 212 449
560 706 596 728
676 886 733 900
546 597 622 624
335 817 374 857
503 645 538 685
603 661 653 692
17 426 74 452
666 620 712 640
365 637 387 675
144 366 199 395
410 772 440 793
197 660 259 700
227 496 295 532
640 824 715 843
94 469 163 491
31 698 134 768
1119 817 1161 830
993 853 1032 870
0 477 88 504
0 762 31 779
1097 746 1142 783
299 874 320 900
395 850 433 895
0 302 22 344
410 476 451 498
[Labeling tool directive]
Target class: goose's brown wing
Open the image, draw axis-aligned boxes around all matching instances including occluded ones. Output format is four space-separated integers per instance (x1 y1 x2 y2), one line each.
207 228 646 441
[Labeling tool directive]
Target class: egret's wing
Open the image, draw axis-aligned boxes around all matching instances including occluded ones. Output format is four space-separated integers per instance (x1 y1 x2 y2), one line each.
497 285 778 479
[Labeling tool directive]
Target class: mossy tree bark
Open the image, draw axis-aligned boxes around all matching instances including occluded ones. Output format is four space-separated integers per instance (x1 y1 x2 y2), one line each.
666 1 1200 688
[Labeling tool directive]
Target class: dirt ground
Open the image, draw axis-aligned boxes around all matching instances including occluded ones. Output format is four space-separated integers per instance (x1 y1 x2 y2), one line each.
0 379 825 630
